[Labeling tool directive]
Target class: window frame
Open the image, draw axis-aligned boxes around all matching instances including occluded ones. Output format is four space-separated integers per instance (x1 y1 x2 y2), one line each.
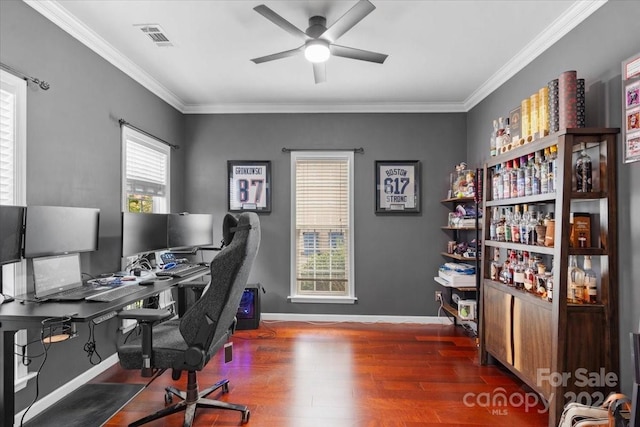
289 151 356 304
1 70 30 391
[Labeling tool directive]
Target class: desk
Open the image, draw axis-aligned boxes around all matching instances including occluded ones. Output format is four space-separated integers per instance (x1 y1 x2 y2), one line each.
0 269 208 427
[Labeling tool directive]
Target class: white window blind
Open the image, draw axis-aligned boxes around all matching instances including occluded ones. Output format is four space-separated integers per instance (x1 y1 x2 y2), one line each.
0 88 16 202
291 152 355 302
122 127 170 213
1 69 29 391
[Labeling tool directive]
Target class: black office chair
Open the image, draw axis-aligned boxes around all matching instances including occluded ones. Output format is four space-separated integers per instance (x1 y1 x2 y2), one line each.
117 212 260 426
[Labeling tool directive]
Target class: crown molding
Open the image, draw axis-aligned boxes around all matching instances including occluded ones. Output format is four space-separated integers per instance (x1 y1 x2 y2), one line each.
464 0 607 111
182 101 468 114
24 0 186 112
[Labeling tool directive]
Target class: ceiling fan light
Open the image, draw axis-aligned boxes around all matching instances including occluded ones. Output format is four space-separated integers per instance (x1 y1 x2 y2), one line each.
304 40 330 63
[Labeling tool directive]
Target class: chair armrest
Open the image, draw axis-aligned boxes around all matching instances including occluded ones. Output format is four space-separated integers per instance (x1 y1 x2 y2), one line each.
178 281 208 290
117 308 172 377
118 308 173 323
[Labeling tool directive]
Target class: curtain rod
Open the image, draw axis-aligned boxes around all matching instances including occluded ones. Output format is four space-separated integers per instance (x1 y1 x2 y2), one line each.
118 119 179 150
282 147 364 154
0 62 50 90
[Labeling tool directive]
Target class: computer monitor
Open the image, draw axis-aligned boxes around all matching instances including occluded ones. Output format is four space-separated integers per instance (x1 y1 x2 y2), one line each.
0 205 25 265
23 206 100 258
121 212 168 257
167 213 214 249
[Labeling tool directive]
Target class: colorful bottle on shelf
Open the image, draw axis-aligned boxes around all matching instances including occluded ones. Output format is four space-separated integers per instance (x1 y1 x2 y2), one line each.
517 156 526 197
510 157 519 198
513 251 525 290
492 165 501 201
541 148 550 193
523 252 535 292
575 142 593 192
503 161 511 199
583 255 597 303
568 255 585 303
532 151 541 195
548 144 558 193
490 247 502 281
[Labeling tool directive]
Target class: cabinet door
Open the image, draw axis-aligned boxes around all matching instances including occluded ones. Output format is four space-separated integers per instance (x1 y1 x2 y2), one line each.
483 283 512 365
513 296 553 398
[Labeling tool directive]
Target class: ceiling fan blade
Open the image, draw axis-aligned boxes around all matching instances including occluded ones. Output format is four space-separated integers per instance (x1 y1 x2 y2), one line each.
254 5 309 41
313 62 326 84
330 44 388 63
321 0 376 43
251 46 304 64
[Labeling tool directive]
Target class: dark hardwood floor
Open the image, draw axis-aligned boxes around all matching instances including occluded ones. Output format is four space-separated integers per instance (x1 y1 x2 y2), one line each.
93 321 549 426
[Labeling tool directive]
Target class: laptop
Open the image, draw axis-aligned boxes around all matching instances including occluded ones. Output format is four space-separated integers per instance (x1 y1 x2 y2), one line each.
32 253 105 301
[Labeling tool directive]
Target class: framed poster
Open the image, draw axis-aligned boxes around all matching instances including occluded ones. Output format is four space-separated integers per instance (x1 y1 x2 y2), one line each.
227 160 271 212
375 160 421 213
623 52 640 163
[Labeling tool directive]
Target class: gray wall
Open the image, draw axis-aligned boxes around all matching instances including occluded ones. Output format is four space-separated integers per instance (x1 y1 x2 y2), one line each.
183 113 467 316
1 0 186 411
466 0 640 397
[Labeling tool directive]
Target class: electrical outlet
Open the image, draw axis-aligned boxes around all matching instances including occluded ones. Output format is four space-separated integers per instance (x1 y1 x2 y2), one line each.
435 290 442 302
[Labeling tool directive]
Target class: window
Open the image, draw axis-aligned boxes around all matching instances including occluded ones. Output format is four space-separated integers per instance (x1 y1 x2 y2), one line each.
302 232 319 255
290 151 355 303
121 126 170 213
1 69 29 390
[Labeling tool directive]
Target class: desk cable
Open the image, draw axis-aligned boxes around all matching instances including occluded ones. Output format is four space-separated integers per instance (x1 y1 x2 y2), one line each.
83 321 102 365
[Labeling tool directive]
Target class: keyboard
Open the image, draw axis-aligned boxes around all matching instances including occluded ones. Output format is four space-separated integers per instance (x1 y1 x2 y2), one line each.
155 264 209 278
41 284 104 301
85 285 143 302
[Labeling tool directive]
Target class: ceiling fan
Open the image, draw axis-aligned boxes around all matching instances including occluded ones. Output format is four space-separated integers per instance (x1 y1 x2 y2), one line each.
250 0 388 84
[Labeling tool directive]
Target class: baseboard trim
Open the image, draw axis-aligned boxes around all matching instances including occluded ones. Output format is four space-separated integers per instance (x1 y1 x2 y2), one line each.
15 353 120 424
261 313 454 324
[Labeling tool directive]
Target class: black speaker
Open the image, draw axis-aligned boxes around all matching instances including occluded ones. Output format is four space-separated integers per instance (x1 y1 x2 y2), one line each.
236 283 261 330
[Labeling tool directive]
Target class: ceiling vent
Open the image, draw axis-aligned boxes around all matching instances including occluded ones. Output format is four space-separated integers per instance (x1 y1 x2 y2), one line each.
135 24 173 47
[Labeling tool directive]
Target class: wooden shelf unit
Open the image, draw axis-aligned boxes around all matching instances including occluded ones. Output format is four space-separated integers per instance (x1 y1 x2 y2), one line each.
435 179 482 330
478 128 620 427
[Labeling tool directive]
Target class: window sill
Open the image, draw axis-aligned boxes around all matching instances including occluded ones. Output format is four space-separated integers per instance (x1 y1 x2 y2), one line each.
288 295 357 304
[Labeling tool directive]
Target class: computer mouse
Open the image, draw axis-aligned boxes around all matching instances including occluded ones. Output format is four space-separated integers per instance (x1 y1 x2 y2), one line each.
139 279 156 286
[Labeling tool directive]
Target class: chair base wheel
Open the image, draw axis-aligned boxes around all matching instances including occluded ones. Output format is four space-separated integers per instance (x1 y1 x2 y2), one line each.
242 410 250 423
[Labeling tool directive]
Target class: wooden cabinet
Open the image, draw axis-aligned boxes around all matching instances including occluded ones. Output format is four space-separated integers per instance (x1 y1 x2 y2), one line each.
478 128 619 427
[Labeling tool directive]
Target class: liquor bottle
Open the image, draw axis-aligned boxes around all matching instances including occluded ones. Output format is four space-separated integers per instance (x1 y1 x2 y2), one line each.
497 163 505 200
535 263 547 295
540 148 550 194
568 255 585 303
523 252 535 292
517 156 526 197
575 142 593 192
504 209 512 242
510 157 519 198
492 165 501 201
511 205 521 243
500 250 513 285
532 151 541 195
548 144 558 193
583 255 597 303
545 272 554 302
524 153 533 197
490 247 502 281
496 210 506 242
503 160 511 199
513 251 525 290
